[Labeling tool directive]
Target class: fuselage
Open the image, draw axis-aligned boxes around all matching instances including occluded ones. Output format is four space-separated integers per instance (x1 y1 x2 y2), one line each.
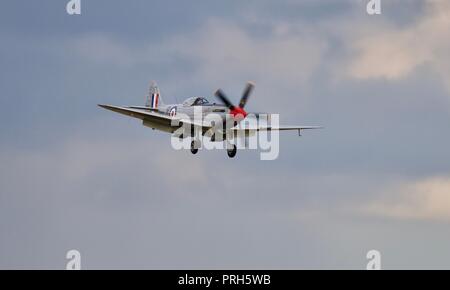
158 97 228 119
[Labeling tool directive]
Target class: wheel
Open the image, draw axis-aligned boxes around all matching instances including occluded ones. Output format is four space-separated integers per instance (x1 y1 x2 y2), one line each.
190 140 199 154
227 144 237 158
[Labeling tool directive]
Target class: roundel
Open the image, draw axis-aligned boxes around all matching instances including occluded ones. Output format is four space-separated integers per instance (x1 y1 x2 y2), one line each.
169 106 177 117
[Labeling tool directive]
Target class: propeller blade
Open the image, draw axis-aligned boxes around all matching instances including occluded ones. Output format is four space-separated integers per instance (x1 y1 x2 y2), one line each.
214 89 235 110
238 82 254 108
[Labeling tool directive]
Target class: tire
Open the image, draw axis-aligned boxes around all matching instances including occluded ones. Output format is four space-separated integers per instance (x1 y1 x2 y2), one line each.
191 140 199 154
227 144 237 158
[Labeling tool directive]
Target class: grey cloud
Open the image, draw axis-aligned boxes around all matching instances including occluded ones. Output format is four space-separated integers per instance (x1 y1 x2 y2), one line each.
1 0 450 269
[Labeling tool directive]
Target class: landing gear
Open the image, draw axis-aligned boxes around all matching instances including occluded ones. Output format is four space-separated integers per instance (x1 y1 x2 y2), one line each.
227 144 237 158
190 140 200 154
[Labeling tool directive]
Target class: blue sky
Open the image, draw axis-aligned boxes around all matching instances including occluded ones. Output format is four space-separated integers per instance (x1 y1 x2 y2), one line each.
1 0 450 269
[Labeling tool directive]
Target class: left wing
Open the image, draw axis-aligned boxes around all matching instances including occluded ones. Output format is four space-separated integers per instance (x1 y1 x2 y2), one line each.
231 125 323 136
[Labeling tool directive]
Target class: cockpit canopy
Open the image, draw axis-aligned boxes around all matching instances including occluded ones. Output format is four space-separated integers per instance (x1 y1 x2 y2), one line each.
182 97 210 106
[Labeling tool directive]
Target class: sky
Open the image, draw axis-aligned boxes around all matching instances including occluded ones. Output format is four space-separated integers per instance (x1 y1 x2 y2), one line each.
1 0 450 269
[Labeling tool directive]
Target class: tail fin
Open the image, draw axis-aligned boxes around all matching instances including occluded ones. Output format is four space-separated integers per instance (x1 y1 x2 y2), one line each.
146 81 164 108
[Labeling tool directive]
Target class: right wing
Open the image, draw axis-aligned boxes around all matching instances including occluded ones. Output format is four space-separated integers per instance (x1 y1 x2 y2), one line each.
99 104 172 121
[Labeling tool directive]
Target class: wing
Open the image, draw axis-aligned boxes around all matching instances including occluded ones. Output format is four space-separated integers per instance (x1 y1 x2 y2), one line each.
127 106 159 111
98 104 209 133
231 125 323 135
99 104 172 121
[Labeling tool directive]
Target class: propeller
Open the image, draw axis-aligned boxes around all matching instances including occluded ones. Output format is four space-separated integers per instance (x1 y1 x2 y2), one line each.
239 82 254 108
214 89 236 110
214 82 255 120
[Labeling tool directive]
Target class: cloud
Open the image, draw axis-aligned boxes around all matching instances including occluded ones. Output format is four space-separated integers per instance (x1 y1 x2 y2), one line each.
4 0 450 268
346 0 450 91
60 0 450 95
69 34 138 67
0 130 212 212
165 19 328 86
363 176 450 222
63 1 450 102
66 18 328 89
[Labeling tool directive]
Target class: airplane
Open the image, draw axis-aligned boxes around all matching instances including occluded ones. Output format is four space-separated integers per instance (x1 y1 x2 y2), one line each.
98 81 322 158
